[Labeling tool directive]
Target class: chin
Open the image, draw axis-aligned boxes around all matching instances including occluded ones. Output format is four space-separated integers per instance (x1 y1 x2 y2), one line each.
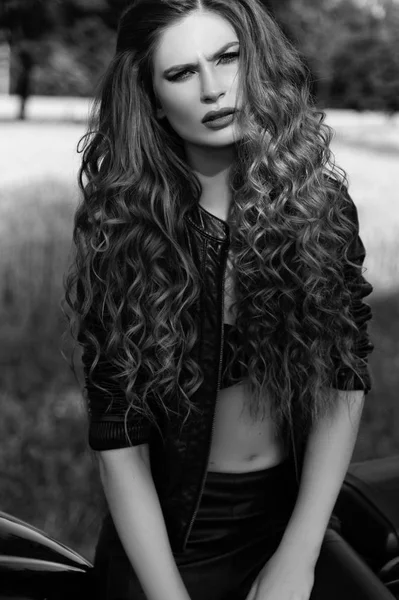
201 130 239 144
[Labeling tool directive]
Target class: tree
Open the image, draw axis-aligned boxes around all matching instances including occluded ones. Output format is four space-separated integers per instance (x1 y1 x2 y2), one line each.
1 0 59 117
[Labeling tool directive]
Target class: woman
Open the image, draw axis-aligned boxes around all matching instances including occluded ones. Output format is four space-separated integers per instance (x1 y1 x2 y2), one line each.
64 1 383 599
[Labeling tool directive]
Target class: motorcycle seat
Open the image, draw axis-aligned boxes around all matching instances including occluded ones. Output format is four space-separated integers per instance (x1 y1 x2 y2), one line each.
333 454 399 572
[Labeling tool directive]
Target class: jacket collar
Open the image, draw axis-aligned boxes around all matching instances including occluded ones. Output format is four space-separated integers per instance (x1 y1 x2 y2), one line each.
186 201 230 242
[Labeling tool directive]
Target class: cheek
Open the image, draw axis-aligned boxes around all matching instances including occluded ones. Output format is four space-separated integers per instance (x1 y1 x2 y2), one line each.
163 94 199 130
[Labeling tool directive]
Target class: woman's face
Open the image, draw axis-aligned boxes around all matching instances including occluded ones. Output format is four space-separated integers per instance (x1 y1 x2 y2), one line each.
152 10 243 149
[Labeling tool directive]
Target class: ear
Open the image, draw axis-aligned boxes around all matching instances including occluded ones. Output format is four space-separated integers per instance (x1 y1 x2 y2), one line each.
156 106 166 120
154 95 166 120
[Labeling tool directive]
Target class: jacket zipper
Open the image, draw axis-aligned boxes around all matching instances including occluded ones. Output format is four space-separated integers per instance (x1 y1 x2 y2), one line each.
182 242 228 551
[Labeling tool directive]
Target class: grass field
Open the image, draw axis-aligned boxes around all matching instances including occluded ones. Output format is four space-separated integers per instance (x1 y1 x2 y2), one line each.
0 112 398 563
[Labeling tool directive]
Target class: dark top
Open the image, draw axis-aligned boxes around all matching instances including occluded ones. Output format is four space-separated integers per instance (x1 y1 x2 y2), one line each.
220 323 246 389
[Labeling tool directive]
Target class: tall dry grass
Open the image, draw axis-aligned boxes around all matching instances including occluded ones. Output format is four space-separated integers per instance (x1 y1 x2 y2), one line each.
0 178 106 561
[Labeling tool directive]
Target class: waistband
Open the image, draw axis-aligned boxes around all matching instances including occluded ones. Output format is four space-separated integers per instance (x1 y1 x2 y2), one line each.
204 457 295 485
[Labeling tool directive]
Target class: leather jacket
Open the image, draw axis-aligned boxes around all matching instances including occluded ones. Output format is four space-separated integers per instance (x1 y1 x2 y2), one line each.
80 196 374 555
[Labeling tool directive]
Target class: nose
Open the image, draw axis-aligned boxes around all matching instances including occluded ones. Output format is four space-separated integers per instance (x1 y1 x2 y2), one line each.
200 68 226 103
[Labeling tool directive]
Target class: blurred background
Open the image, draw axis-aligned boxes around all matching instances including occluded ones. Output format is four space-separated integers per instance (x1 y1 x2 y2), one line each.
0 0 398 563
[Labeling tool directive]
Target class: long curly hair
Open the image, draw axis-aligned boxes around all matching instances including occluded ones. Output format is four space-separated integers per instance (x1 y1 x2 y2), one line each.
63 0 368 465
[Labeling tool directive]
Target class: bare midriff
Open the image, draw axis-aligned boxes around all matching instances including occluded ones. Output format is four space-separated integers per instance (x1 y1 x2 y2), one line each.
207 380 288 473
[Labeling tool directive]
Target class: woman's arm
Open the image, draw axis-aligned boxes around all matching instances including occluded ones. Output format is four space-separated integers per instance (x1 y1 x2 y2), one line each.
277 389 365 565
275 188 373 566
98 444 191 600
76 278 191 598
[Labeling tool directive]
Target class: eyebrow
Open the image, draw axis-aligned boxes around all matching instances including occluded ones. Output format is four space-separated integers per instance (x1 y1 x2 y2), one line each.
163 41 240 76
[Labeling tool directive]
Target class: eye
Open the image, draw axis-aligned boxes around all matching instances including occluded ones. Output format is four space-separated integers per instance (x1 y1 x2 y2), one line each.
169 51 240 82
218 51 240 64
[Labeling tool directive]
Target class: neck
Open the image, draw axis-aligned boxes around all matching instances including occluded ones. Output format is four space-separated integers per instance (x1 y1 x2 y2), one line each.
184 142 236 222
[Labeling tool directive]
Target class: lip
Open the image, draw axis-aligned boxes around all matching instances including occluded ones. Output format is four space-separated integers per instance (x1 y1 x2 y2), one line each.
202 107 236 123
203 112 236 130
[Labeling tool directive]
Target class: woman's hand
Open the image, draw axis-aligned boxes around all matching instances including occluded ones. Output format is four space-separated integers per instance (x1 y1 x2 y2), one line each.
244 543 316 600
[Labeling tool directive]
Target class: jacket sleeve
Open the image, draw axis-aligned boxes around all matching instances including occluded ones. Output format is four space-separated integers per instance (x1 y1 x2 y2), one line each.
77 280 154 451
330 191 374 394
